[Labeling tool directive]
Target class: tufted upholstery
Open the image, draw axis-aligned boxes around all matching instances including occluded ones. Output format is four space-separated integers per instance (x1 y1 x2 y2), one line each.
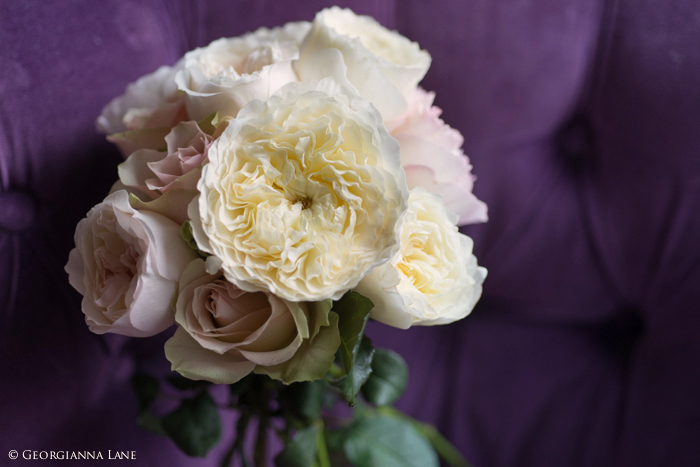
1 0 699 465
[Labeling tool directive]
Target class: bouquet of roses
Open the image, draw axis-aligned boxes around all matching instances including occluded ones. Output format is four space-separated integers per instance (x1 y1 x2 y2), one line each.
65 7 487 466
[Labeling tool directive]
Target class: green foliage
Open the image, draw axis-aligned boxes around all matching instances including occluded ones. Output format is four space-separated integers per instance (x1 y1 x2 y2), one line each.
286 380 326 422
333 291 374 374
332 336 375 406
361 349 408 406
343 414 438 467
256 312 340 384
161 392 222 457
274 425 319 467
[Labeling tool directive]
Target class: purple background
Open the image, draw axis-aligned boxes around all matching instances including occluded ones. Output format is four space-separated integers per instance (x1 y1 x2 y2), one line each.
2 0 700 465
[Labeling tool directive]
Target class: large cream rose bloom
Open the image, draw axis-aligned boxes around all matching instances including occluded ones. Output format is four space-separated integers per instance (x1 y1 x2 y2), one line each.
295 7 431 120
189 79 409 302
355 188 487 328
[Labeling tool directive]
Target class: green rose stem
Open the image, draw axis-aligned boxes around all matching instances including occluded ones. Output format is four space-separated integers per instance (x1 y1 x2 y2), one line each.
316 421 332 467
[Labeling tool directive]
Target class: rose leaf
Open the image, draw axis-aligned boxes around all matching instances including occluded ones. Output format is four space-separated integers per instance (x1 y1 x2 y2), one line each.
343 414 438 467
331 335 375 406
161 391 222 457
274 424 319 467
361 348 408 406
332 291 374 374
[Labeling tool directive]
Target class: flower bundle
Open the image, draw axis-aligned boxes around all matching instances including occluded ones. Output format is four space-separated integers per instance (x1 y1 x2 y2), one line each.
66 7 487 466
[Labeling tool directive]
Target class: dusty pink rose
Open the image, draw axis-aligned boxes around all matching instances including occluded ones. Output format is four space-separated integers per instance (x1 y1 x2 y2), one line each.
65 190 198 337
165 259 338 384
114 121 215 224
119 121 214 197
386 87 488 225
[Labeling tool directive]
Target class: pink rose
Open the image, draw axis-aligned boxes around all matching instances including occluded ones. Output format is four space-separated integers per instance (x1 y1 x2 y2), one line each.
115 121 215 224
386 88 488 226
119 121 214 197
65 190 198 337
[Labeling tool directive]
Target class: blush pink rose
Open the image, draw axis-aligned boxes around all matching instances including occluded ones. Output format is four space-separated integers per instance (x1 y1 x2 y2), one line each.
65 190 198 337
114 121 216 224
386 87 488 226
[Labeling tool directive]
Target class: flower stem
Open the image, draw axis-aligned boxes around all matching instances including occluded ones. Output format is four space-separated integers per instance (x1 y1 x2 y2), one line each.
316 422 331 467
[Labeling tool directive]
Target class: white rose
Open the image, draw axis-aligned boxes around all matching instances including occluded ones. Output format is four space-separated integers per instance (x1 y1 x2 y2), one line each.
174 22 310 122
386 88 488 225
189 79 409 302
295 7 431 120
64 190 198 337
355 188 486 328
96 62 187 135
164 259 338 384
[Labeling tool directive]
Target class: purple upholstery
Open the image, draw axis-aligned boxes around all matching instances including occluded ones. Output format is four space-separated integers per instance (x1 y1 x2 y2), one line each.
2 0 699 465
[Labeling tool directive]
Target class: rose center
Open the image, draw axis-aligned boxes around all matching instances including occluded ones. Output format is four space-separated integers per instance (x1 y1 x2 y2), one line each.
291 195 313 210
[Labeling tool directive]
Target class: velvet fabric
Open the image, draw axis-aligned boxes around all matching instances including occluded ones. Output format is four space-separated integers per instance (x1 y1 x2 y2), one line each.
1 0 699 465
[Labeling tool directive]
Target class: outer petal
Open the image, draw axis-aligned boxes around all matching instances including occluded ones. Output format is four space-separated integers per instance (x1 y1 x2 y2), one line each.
165 327 256 384
96 64 184 135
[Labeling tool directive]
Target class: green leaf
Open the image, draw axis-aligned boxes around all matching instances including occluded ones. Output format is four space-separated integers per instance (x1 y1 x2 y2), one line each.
255 312 340 384
286 380 326 422
161 392 222 457
131 373 159 413
343 414 438 467
274 425 319 467
418 423 473 467
332 336 375 406
361 349 408 406
377 407 473 467
332 291 374 374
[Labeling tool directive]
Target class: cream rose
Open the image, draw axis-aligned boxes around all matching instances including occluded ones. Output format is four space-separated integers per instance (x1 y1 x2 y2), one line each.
64 190 197 337
189 79 409 302
97 62 187 135
295 7 431 120
164 259 338 384
386 88 488 225
174 22 310 122
355 188 486 328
